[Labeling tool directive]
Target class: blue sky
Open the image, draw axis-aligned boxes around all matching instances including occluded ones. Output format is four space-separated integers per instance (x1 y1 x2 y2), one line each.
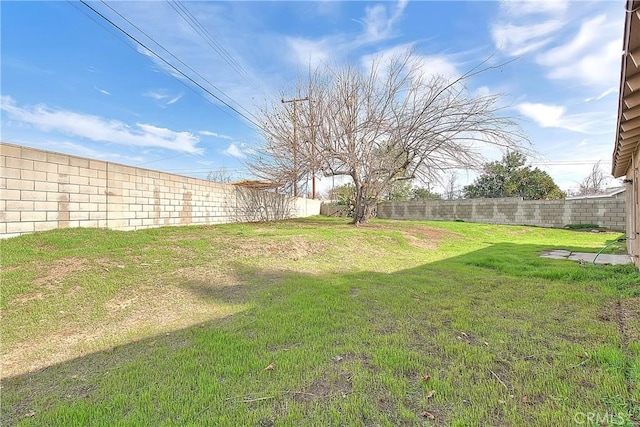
1 0 626 195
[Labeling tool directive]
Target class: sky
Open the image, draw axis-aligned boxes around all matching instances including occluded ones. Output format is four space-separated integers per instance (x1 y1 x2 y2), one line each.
0 0 627 196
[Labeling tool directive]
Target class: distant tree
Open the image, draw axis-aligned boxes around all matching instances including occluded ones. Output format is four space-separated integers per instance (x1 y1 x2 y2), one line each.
443 171 460 200
575 161 611 196
325 183 357 217
411 187 442 200
463 152 565 200
327 183 357 205
206 168 233 183
386 180 413 201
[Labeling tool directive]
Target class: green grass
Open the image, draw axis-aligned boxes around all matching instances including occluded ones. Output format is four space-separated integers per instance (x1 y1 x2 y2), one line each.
1 218 639 426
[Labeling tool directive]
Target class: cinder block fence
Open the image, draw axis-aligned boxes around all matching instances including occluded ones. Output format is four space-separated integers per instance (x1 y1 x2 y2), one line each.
376 197 626 232
0 142 321 238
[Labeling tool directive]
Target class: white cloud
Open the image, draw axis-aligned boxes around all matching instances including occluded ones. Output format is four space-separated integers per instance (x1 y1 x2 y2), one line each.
491 0 567 57
584 86 617 103
38 140 146 163
498 0 569 17
143 90 183 106
286 0 409 69
360 0 407 43
286 37 333 69
414 55 459 81
166 94 183 105
537 15 606 65
94 86 111 96
517 102 565 127
475 86 492 97
1 96 201 153
199 130 233 140
143 91 167 101
535 14 622 87
361 44 460 81
491 21 564 56
492 0 623 88
224 142 245 158
516 102 613 134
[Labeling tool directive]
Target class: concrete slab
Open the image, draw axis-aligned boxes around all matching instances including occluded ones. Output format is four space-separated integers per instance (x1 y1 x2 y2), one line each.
541 250 572 258
540 249 632 265
567 252 632 265
540 253 569 260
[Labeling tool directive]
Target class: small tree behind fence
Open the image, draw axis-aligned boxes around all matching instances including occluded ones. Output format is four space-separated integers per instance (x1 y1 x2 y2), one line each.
235 187 294 222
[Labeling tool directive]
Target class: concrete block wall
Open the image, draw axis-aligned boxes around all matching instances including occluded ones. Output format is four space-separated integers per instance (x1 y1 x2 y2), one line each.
0 142 322 238
376 197 626 232
320 202 350 217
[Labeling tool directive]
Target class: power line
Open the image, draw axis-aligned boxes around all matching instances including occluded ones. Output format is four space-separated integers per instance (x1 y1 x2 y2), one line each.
78 0 263 130
97 0 260 126
67 0 241 170
165 1 279 107
166 1 268 99
77 0 266 169
531 160 612 166
66 1 138 52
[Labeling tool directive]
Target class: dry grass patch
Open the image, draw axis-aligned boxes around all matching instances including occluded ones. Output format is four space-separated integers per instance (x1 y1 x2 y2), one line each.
3 280 248 378
2 256 250 379
365 222 460 249
33 257 89 285
224 235 322 260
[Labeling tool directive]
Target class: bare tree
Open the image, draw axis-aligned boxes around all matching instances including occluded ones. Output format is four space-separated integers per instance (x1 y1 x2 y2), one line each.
235 187 293 222
576 161 610 196
251 51 527 224
206 167 234 183
443 171 459 200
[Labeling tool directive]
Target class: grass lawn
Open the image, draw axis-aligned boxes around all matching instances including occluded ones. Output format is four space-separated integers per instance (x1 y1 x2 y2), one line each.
1 217 639 426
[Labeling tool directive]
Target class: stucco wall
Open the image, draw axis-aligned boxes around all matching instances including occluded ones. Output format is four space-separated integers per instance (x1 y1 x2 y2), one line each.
0 142 321 238
376 197 626 231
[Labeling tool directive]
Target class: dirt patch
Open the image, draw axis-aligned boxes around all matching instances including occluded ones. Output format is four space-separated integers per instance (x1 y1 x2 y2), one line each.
363 223 459 249
104 294 137 313
12 292 44 303
295 371 353 402
33 257 88 286
405 224 460 240
505 228 534 236
597 302 616 322
598 298 640 344
11 258 90 304
400 232 438 250
224 235 325 261
599 297 640 401
167 246 199 260
617 297 640 344
163 232 213 242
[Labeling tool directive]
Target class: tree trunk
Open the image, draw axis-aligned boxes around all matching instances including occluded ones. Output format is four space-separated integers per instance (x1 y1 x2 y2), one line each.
351 184 374 225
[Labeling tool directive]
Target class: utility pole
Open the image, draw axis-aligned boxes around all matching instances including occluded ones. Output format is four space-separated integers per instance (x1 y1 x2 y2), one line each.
281 97 308 197
302 123 321 199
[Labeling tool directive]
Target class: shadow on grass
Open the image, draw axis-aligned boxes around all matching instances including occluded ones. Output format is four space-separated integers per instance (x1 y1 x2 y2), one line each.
3 242 638 426
182 280 250 305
